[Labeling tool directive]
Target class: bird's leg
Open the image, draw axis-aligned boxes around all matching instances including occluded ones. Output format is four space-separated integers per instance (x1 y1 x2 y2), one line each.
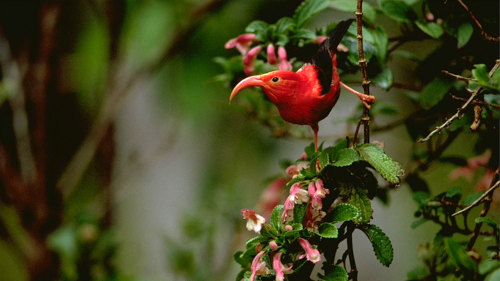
311 124 319 153
340 82 375 109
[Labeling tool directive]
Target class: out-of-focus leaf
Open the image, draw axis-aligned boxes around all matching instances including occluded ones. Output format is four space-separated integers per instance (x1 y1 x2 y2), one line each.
360 224 394 267
444 237 476 271
419 77 454 109
457 23 473 48
380 0 416 23
415 21 444 39
357 144 404 184
472 64 490 86
372 26 388 63
475 217 498 228
275 17 295 34
412 191 430 206
319 265 349 281
330 0 376 24
293 28 318 41
462 192 482 205
245 20 269 41
293 0 330 28
318 223 339 238
484 94 500 106
485 268 500 281
392 50 421 62
407 266 430 280
270 205 284 231
411 219 429 229
371 66 393 89
479 259 500 275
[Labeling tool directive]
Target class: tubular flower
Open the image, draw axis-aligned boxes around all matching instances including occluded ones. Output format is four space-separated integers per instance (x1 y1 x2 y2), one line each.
241 209 266 233
277 46 292 71
267 44 278 65
273 252 293 281
225 33 257 54
250 250 270 281
243 45 262 75
308 179 329 210
281 195 295 223
289 182 309 204
298 238 322 263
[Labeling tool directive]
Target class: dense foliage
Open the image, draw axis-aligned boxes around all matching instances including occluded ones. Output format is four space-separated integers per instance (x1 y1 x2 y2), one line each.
219 0 499 280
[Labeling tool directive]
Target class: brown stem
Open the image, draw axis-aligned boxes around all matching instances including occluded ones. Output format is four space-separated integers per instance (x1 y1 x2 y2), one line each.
456 0 500 42
356 0 371 144
346 223 358 281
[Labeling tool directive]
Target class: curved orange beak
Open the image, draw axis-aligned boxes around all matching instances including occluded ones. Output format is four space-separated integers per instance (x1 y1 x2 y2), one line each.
229 75 263 103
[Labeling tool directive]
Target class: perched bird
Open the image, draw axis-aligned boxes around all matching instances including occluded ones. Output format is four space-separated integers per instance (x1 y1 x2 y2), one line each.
229 19 375 152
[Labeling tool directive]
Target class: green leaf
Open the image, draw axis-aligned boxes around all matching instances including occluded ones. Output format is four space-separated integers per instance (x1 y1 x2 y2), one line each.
412 191 430 206
411 219 429 229
293 28 318 41
479 259 500 275
392 50 421 62
415 21 444 39
471 64 490 87
485 268 500 281
457 23 473 48
380 0 416 23
330 0 376 24
446 187 462 199
371 26 389 63
319 265 349 281
371 66 393 90
318 223 339 238
406 266 430 280
420 77 454 109
444 238 476 271
293 204 308 224
356 144 404 185
245 20 269 41
275 17 295 34
293 0 330 28
484 94 500 106
475 217 498 228
360 224 394 267
270 205 284 231
348 189 373 223
331 148 361 167
462 192 482 205
330 203 360 223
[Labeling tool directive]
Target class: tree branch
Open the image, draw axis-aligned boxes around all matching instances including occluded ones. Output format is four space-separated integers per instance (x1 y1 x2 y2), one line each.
356 0 371 144
419 60 500 143
456 0 500 42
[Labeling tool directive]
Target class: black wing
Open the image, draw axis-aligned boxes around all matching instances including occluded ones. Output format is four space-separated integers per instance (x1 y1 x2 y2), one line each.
311 19 354 95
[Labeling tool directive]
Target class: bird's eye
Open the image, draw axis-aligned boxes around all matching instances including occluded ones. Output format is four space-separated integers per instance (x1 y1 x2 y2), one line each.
271 77 280 83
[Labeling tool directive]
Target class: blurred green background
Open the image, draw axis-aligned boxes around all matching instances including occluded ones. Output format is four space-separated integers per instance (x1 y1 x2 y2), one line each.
0 0 497 281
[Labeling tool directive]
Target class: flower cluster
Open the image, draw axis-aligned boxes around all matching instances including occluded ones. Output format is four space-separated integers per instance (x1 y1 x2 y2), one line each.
225 34 293 75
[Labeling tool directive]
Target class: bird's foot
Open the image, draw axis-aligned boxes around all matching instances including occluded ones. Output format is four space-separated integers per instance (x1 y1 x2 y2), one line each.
340 82 376 109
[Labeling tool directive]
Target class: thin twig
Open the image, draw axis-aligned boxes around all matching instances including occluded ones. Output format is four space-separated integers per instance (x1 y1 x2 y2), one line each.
456 0 500 42
452 179 500 217
356 0 371 144
451 95 500 109
419 60 500 143
441 70 472 82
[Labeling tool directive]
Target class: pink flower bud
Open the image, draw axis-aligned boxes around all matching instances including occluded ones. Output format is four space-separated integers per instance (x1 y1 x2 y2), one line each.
426 13 435 22
243 45 262 75
269 240 278 251
337 43 349 53
225 33 257 54
278 46 292 71
285 225 293 231
314 36 328 44
267 44 277 65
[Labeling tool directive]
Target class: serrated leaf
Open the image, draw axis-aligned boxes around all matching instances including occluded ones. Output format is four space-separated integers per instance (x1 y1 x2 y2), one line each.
332 148 361 167
330 203 360 223
348 189 372 223
319 265 349 281
415 21 444 39
380 0 416 23
457 23 473 48
275 17 295 34
419 77 454 109
360 224 394 267
356 144 403 184
293 203 308 224
318 223 339 238
330 0 376 24
444 238 476 271
270 205 284 231
293 0 330 28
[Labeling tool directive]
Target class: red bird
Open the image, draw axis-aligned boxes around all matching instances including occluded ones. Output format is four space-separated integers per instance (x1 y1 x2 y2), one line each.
229 20 375 152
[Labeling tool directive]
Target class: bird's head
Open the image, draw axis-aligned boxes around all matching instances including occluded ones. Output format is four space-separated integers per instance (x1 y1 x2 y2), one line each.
229 71 302 104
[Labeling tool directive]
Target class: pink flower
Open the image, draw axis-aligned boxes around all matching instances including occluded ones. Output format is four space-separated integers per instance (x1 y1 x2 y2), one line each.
243 45 262 75
285 163 307 178
449 150 492 181
256 178 288 219
241 209 266 233
282 195 295 223
278 46 292 71
289 182 309 204
313 36 328 44
308 179 329 210
267 44 277 65
225 33 257 54
273 252 293 281
250 251 270 281
298 238 322 263
336 43 349 53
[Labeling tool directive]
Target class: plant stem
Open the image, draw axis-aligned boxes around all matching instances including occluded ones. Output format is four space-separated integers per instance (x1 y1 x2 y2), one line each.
347 223 358 281
356 0 371 144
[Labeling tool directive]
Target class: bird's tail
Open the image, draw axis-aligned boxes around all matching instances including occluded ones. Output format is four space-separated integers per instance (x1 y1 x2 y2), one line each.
328 19 355 51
